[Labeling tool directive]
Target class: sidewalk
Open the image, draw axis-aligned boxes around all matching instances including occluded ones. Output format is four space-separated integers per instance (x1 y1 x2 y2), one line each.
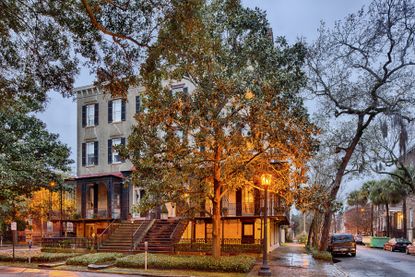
248 243 347 277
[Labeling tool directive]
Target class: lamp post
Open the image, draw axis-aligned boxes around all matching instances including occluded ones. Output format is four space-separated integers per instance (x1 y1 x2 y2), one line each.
48 181 56 236
258 173 272 276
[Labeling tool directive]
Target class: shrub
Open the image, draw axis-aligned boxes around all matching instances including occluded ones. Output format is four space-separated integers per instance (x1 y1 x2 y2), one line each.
311 249 332 261
66 252 124 266
115 253 256 273
296 233 308 244
0 250 78 263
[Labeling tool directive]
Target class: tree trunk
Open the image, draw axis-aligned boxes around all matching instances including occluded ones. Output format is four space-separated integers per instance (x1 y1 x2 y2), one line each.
319 114 374 251
386 203 390 237
403 197 407 239
211 144 222 258
370 203 374 236
356 204 359 235
307 214 315 249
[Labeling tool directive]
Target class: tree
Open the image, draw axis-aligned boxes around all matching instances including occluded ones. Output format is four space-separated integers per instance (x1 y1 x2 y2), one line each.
306 0 415 250
27 187 76 236
127 0 316 257
347 189 368 234
0 103 73 223
369 179 406 237
1 0 171 110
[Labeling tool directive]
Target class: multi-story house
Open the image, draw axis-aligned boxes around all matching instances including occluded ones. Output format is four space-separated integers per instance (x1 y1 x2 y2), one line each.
54 82 289 252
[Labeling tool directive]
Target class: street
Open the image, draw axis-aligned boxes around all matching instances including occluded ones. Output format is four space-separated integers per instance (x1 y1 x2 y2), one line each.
335 245 415 277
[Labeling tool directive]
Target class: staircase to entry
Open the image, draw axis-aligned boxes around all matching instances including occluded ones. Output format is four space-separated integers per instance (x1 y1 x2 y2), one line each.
98 219 187 253
98 220 152 252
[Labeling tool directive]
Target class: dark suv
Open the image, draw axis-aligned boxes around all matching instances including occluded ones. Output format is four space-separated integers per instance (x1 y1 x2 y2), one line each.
328 233 356 257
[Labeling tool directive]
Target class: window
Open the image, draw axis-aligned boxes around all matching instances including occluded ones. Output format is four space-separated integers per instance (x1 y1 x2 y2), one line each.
86 142 95 166
82 103 98 127
82 141 98 166
86 105 95 126
112 138 121 163
113 99 122 122
108 137 125 164
108 99 125 123
410 208 413 228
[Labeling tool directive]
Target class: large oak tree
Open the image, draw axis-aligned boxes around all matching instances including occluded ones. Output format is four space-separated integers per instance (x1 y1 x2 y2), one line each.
127 0 316 257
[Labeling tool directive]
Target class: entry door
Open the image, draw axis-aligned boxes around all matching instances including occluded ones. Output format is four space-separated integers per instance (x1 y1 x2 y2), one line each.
242 222 255 244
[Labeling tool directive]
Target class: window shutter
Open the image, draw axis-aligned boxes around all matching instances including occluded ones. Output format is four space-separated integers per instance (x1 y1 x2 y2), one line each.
135 96 140 113
108 101 113 123
121 137 126 145
121 99 126 121
94 141 99 165
183 87 188 94
108 139 112 164
94 103 99 126
82 143 86 166
82 105 86 127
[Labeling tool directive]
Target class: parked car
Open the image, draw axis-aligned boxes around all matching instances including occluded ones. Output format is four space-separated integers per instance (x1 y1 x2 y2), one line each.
328 233 356 257
383 238 412 252
406 244 415 255
354 235 364 245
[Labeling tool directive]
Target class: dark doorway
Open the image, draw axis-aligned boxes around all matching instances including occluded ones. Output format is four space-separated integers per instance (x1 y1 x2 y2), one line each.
242 222 255 244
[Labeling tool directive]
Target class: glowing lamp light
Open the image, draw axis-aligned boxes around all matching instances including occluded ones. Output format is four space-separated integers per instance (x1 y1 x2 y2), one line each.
260 174 272 188
49 181 56 187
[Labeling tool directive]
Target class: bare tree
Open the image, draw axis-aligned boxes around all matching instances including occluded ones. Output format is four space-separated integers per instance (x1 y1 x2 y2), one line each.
307 0 415 251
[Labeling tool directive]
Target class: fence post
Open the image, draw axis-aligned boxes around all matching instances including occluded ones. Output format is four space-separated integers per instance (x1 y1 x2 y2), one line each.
144 241 148 270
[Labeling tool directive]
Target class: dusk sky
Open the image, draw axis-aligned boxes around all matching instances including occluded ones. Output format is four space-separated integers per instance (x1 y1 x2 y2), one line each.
37 0 369 184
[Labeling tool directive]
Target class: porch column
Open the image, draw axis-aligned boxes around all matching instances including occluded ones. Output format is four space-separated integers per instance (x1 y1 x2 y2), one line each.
93 183 99 215
81 182 87 218
107 178 113 218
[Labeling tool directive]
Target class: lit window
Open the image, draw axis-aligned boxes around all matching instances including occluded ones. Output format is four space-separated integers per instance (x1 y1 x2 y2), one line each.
86 142 95 166
86 104 95 126
112 138 121 163
112 99 122 122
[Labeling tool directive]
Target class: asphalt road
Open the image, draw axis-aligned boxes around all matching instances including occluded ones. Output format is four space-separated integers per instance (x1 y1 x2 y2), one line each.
334 245 415 277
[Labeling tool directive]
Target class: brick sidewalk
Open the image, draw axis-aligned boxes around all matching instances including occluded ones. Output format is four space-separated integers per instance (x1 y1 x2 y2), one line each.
248 243 347 277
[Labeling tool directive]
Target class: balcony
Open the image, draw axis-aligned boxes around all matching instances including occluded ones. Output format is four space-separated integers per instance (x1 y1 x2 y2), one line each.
220 202 289 218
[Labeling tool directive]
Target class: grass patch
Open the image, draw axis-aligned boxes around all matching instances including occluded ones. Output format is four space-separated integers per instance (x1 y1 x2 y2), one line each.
0 250 78 263
115 253 256 273
311 249 332 261
66 252 124 266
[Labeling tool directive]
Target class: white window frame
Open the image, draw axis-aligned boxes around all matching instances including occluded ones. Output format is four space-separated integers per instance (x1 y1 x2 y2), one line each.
112 99 122 122
86 142 95 166
112 138 122 164
86 104 95 127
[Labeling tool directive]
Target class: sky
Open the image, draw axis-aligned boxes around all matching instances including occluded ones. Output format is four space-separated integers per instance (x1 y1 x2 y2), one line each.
37 0 370 192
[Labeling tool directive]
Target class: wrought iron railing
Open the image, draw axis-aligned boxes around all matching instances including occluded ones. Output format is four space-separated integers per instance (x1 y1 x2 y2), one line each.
174 238 262 253
41 237 94 249
170 220 189 243
97 219 118 250
131 220 155 250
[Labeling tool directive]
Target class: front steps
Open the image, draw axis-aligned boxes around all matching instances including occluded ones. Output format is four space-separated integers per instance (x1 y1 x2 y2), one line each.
98 219 188 253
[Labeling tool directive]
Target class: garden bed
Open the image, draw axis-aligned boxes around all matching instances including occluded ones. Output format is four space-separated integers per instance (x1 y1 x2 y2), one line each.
0 250 79 263
66 252 124 266
115 253 256 273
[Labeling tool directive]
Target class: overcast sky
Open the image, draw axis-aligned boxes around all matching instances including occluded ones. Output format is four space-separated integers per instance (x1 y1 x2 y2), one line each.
37 0 369 189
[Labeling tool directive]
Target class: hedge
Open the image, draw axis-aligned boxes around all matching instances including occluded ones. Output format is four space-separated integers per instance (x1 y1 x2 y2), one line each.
41 247 90 254
115 253 256 273
0 251 78 263
66 252 124 266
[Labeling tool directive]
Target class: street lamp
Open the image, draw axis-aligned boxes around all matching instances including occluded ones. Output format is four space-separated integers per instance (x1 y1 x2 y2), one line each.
258 173 272 276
